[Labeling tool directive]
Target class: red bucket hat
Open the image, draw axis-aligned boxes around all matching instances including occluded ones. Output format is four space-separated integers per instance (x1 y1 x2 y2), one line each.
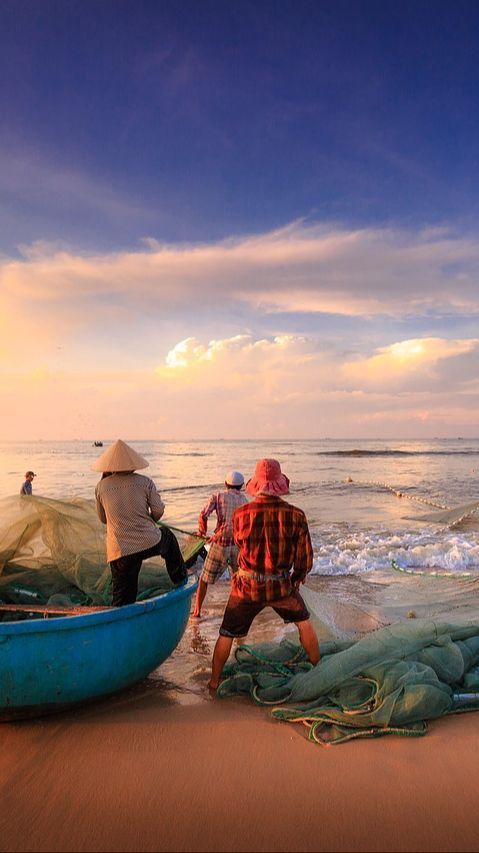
245 458 290 496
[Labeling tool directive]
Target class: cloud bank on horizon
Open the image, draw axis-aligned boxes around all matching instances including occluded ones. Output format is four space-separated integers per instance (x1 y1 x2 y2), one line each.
1 221 479 440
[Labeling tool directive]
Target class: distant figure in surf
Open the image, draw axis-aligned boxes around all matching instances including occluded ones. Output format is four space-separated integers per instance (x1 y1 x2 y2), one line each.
20 470 36 495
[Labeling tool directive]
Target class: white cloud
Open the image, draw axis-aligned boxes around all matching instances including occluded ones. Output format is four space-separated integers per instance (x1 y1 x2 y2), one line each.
1 332 479 439
2 221 479 354
164 334 253 367
343 337 479 390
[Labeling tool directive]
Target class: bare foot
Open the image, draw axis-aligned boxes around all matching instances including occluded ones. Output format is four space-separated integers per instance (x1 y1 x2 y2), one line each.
190 612 202 620
207 680 218 692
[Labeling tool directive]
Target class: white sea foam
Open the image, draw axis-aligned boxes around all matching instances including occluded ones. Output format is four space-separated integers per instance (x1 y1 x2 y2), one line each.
310 527 479 576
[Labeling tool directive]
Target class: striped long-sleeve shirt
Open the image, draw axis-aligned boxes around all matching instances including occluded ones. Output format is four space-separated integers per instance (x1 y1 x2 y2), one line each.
95 472 165 561
231 495 313 603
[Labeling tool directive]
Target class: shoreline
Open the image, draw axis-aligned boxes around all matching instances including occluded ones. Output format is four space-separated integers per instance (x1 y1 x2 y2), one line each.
2 575 479 852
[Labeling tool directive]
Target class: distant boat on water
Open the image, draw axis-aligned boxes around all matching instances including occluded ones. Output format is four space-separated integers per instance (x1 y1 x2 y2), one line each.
93 441 103 447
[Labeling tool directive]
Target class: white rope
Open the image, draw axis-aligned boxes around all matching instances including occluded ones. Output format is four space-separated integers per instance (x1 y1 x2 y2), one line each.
343 478 479 532
343 478 449 509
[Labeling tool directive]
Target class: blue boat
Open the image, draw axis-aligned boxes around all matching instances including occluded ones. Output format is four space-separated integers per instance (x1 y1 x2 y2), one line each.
0 577 197 720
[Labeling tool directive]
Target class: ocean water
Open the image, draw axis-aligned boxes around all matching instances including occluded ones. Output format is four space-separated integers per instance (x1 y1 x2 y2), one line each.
2 437 479 579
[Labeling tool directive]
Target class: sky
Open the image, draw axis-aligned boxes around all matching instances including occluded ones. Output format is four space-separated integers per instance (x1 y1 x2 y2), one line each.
1 0 479 440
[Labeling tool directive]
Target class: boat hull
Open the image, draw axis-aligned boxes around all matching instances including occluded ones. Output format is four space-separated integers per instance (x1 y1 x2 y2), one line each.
0 577 197 719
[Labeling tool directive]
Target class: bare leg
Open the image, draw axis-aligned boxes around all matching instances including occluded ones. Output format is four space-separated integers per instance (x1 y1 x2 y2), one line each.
297 619 320 664
192 577 208 618
209 635 234 690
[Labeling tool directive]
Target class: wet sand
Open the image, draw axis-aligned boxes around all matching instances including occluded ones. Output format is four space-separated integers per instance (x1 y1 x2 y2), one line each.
2 576 479 852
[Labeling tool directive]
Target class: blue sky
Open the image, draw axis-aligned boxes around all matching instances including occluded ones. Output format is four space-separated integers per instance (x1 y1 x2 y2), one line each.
1 1 479 439
3 0 479 250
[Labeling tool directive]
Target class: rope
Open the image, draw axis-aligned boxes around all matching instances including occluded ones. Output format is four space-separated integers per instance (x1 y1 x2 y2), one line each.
390 558 476 581
344 477 449 510
156 521 205 539
346 477 479 542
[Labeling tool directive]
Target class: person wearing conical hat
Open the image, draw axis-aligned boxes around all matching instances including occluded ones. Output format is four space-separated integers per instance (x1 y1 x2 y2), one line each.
191 470 248 619
209 459 320 690
93 440 186 606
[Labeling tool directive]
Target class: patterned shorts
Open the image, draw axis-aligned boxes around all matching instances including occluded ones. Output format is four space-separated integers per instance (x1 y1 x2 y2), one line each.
200 542 239 584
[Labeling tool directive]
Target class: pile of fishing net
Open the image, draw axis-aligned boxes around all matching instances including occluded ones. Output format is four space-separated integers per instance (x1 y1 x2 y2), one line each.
218 619 479 744
0 495 204 612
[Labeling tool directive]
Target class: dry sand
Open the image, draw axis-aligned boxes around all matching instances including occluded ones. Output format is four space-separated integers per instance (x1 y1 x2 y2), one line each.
1 576 479 853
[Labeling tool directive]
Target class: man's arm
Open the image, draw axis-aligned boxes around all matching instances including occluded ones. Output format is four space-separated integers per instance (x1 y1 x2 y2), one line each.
291 516 313 587
198 494 217 537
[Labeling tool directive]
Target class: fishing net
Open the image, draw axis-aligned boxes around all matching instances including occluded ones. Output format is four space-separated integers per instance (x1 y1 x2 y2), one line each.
211 479 479 742
218 619 479 744
0 495 205 611
216 545 479 744
401 500 479 526
345 477 479 528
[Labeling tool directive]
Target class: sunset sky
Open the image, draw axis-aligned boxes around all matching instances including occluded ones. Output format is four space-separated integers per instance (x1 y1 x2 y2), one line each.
1 0 479 439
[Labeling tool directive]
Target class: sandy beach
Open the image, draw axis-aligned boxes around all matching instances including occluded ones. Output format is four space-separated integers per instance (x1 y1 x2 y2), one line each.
2 576 479 853
2 687 479 853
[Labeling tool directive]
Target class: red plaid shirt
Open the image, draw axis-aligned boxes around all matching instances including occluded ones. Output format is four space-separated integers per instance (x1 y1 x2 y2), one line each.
231 495 313 603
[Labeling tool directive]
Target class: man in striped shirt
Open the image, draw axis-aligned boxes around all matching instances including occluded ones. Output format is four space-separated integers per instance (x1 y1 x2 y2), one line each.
191 471 248 618
209 458 320 690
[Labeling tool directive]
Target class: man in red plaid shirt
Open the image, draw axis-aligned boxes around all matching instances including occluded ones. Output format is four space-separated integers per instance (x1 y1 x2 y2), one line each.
209 458 320 690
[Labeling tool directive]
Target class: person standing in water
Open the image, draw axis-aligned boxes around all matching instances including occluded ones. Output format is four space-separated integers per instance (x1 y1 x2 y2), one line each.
191 470 248 619
209 458 320 691
20 471 36 495
93 439 186 606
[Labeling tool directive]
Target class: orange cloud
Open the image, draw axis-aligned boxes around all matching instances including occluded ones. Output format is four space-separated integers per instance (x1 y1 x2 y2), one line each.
1 325 479 440
343 338 479 387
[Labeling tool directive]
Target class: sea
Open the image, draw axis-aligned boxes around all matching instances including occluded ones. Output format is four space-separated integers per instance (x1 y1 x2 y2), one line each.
2 437 479 578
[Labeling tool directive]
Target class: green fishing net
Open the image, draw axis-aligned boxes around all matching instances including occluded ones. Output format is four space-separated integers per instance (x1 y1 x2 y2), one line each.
218 619 479 744
215 491 479 745
0 495 205 611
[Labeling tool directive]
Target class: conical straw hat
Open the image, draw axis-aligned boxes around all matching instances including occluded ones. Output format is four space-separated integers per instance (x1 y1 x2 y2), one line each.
91 439 149 472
